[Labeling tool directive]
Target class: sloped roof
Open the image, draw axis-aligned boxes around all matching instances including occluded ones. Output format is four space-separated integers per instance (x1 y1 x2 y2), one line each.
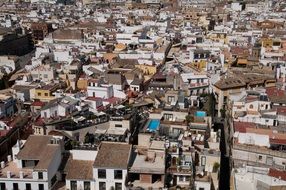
17 135 61 170
94 142 131 169
65 157 94 180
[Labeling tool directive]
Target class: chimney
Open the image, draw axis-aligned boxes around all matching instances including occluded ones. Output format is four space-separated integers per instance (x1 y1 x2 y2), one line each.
220 54 225 72
7 171 11 178
7 155 12 162
1 161 5 169
19 171 24 179
12 140 21 161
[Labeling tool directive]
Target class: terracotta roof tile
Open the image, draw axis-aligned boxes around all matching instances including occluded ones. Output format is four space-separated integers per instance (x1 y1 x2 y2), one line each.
234 122 256 133
65 158 94 180
269 168 286 181
94 142 131 169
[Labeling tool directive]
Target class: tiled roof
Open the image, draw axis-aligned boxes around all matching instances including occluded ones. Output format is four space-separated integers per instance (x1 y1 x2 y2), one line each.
31 101 45 107
65 157 93 180
234 121 256 133
94 142 131 169
214 76 246 90
269 168 286 181
277 107 286 116
266 87 286 104
17 135 61 170
17 135 53 160
53 29 83 40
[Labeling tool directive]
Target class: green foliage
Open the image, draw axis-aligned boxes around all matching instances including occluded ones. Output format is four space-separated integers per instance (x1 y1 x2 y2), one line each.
213 162 220 172
185 115 194 123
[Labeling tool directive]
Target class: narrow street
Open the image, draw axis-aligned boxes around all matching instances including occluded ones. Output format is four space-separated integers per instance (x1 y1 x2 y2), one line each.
214 119 230 190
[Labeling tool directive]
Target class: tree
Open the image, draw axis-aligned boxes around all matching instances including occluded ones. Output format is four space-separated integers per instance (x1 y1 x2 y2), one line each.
213 162 220 173
84 133 90 143
185 115 194 123
220 108 226 118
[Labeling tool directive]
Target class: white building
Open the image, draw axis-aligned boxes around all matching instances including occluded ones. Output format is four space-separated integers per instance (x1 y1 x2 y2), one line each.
87 81 114 99
234 166 286 190
40 96 79 118
0 135 63 190
93 142 132 190
65 149 98 190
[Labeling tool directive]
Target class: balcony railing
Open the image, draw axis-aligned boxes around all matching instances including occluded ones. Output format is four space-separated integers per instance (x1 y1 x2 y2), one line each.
0 171 33 179
188 83 209 88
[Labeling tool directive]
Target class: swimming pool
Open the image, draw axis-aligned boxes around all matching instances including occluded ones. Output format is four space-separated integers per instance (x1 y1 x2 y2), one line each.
147 119 160 132
195 111 206 117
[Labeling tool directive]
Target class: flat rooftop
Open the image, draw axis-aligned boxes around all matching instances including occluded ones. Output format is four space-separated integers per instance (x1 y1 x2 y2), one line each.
130 149 165 174
0 161 33 179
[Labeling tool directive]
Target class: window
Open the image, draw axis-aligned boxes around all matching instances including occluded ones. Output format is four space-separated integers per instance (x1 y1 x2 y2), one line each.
164 113 173 120
44 93 48 96
115 124 122 128
258 155 263 160
249 104 254 109
71 181 77 190
32 74 38 79
43 74 48 78
167 96 175 103
25 183 31 190
114 170 123 179
98 169 106 179
201 156 206 166
0 183 6 190
38 184 44 190
13 183 18 190
38 172 43 179
99 182 106 190
51 174 57 186
37 92 41 96
179 176 184 182
115 183 122 190
84 181 90 190
199 188 205 190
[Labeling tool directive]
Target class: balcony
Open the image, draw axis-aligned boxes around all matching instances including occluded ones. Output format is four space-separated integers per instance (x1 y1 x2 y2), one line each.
0 161 33 179
167 165 192 175
128 180 164 190
188 82 209 89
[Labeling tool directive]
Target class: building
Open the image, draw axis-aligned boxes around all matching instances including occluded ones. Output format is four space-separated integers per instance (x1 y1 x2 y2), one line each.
0 94 16 118
94 142 132 190
0 135 63 190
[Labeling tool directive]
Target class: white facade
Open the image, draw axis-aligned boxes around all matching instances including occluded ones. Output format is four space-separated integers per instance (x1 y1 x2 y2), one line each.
53 50 73 63
195 180 211 190
87 84 114 99
93 168 127 190
0 136 63 190
0 56 18 73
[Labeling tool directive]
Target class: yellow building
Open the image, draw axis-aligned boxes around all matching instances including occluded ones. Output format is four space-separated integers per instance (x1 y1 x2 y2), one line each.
237 58 248 66
208 32 228 44
103 53 118 63
135 64 157 75
77 77 89 91
192 60 207 70
34 84 59 102
261 38 273 48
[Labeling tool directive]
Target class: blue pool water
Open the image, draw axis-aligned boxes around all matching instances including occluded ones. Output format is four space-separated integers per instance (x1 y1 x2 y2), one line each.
195 111 206 117
147 119 160 131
